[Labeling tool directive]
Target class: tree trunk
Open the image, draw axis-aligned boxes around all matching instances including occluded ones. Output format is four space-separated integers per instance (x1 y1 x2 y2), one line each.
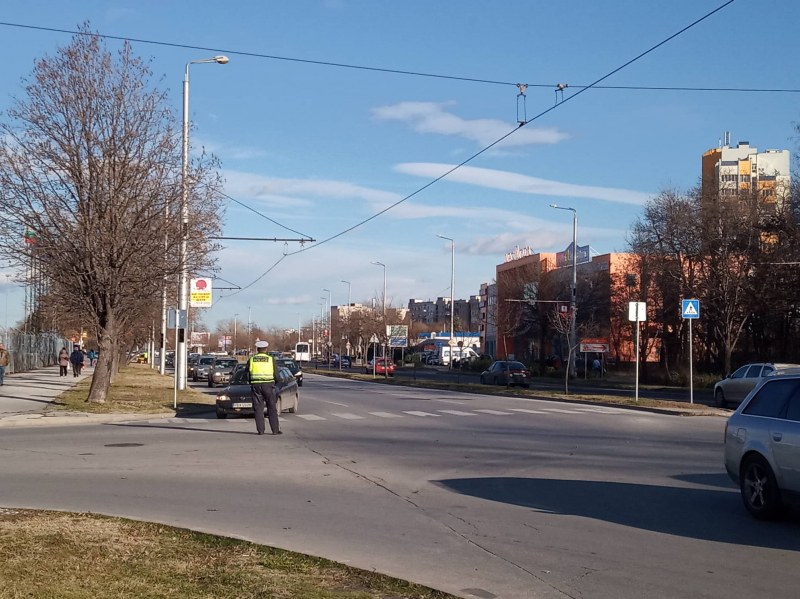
86 316 117 403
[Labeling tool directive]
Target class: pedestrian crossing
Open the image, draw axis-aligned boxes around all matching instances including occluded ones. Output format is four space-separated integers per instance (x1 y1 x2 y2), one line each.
141 403 629 427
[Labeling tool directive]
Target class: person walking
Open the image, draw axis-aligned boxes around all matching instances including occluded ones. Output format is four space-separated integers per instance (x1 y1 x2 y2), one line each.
0 343 9 386
88 349 96 367
58 347 70 377
247 340 281 435
69 345 84 378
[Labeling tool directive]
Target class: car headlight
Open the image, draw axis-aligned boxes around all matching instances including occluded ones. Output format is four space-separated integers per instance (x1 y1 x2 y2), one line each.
218 394 229 402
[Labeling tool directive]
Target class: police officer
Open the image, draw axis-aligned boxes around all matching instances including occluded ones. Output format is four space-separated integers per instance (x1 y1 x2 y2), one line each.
248 340 281 435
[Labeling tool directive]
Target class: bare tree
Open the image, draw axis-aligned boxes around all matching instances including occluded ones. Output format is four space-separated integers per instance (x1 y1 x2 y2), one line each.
0 26 224 402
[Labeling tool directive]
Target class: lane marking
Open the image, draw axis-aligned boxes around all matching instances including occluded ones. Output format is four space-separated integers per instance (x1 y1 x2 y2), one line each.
369 411 404 418
434 398 466 405
296 414 327 421
474 409 512 415
331 413 364 420
317 400 350 407
540 408 580 414
509 408 548 415
437 410 478 416
403 411 442 417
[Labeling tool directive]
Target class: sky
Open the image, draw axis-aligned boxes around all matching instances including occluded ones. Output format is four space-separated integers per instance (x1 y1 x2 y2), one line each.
0 0 798 337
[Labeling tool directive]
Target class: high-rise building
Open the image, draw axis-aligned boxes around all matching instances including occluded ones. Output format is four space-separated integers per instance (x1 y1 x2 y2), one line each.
701 134 790 205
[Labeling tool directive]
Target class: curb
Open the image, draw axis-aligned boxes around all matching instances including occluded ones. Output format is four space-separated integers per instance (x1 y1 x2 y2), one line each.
0 411 176 428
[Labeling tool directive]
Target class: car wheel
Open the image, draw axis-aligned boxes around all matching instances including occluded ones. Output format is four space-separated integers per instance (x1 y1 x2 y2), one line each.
215 407 227 419
193 373 198 382
207 379 213 388
715 389 727 408
479 375 485 384
494 376 501 386
298 378 303 387
740 454 781 520
288 392 298 413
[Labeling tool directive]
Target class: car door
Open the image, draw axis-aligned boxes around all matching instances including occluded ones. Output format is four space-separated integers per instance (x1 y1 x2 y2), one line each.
772 382 800 491
730 364 764 403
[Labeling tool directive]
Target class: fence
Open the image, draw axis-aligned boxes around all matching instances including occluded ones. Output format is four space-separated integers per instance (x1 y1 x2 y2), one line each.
3 330 71 374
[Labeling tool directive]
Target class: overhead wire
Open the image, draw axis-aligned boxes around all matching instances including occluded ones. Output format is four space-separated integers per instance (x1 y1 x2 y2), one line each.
0 17 797 94
280 0 738 262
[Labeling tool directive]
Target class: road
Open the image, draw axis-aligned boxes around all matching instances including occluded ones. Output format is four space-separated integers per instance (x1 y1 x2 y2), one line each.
1 373 798 598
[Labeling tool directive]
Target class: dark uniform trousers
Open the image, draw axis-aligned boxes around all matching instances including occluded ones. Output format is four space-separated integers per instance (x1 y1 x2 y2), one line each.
251 382 279 434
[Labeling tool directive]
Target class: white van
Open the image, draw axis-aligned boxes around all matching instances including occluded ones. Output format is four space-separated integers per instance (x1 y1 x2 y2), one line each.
439 346 479 366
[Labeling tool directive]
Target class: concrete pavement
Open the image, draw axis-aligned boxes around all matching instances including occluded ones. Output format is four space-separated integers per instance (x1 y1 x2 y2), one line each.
0 365 727 429
0 365 171 427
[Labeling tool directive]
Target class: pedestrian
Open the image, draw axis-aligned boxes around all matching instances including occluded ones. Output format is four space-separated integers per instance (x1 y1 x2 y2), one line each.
247 340 281 436
0 342 9 386
58 347 70 377
592 357 602 378
88 349 96 367
69 345 84 378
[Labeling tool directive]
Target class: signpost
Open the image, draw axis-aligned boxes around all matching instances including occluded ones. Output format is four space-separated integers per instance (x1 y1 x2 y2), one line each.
628 302 646 402
189 278 213 308
682 299 700 404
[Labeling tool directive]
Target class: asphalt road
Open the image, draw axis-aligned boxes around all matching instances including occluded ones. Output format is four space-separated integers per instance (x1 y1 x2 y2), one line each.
1 373 798 598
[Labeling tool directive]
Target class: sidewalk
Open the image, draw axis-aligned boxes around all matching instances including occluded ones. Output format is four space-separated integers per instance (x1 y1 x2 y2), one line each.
0 366 171 428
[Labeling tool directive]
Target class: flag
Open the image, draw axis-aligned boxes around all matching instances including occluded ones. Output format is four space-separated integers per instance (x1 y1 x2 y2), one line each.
23 230 38 244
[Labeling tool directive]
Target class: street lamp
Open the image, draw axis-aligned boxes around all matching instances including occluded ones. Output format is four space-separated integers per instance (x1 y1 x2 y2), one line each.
370 261 386 315
550 204 578 376
322 287 332 342
437 234 455 366
176 55 228 390
233 313 238 354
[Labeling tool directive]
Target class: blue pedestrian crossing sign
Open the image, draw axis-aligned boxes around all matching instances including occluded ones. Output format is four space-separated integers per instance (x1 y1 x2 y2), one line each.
682 299 700 319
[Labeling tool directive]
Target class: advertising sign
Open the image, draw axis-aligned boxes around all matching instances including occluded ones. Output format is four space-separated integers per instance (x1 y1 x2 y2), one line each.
190 331 209 346
556 243 591 268
579 337 609 353
190 278 213 308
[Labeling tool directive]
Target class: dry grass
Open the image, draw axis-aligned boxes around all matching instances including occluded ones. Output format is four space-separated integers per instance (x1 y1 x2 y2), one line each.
0 509 454 599
48 364 214 415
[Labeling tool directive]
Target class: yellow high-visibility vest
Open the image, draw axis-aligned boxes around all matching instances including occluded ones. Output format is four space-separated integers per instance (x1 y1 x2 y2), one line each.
248 353 275 383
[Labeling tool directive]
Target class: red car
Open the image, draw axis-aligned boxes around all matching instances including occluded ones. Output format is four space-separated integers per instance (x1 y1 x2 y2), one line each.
365 358 395 376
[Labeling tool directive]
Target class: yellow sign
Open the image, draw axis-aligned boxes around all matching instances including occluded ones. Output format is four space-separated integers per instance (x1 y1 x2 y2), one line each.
190 278 213 308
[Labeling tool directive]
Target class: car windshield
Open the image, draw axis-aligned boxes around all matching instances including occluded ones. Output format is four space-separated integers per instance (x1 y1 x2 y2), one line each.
230 368 249 385
215 359 238 369
199 357 214 365
505 362 527 370
278 360 299 373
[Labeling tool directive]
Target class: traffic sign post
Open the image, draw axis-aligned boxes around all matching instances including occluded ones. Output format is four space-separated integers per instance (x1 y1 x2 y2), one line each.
628 302 646 402
682 299 700 404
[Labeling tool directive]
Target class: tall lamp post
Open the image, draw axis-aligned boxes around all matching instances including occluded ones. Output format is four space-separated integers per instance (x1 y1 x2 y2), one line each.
550 204 578 376
371 261 386 360
176 54 228 390
437 234 455 366
340 279 351 355
370 262 386 315
322 287 332 346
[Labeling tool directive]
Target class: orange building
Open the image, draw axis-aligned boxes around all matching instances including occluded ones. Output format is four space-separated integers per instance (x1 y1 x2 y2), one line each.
495 247 657 366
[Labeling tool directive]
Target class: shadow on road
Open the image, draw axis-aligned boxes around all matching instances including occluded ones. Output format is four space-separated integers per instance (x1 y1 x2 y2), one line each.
434 476 800 551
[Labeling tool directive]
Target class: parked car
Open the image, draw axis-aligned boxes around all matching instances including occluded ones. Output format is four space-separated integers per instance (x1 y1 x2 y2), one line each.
215 365 299 419
192 355 216 381
276 358 303 386
724 374 800 519
365 358 395 376
714 363 800 408
332 355 352 368
479 360 531 388
426 354 442 366
207 357 240 387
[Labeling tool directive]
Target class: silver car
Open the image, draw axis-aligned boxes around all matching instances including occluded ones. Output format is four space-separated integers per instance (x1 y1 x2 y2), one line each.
723 374 800 519
714 362 800 408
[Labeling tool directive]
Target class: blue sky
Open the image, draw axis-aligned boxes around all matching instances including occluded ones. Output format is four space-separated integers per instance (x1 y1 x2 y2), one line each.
1 0 798 337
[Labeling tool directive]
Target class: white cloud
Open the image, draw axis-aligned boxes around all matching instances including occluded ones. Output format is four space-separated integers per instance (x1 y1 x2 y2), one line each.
224 169 399 206
395 163 652 206
372 101 569 147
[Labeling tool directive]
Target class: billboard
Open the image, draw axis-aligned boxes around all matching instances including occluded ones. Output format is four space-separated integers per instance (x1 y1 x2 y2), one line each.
190 278 213 308
386 325 408 348
190 331 209 346
555 243 591 268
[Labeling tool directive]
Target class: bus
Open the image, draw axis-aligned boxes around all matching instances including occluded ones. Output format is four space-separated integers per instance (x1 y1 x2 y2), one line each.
294 342 311 363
